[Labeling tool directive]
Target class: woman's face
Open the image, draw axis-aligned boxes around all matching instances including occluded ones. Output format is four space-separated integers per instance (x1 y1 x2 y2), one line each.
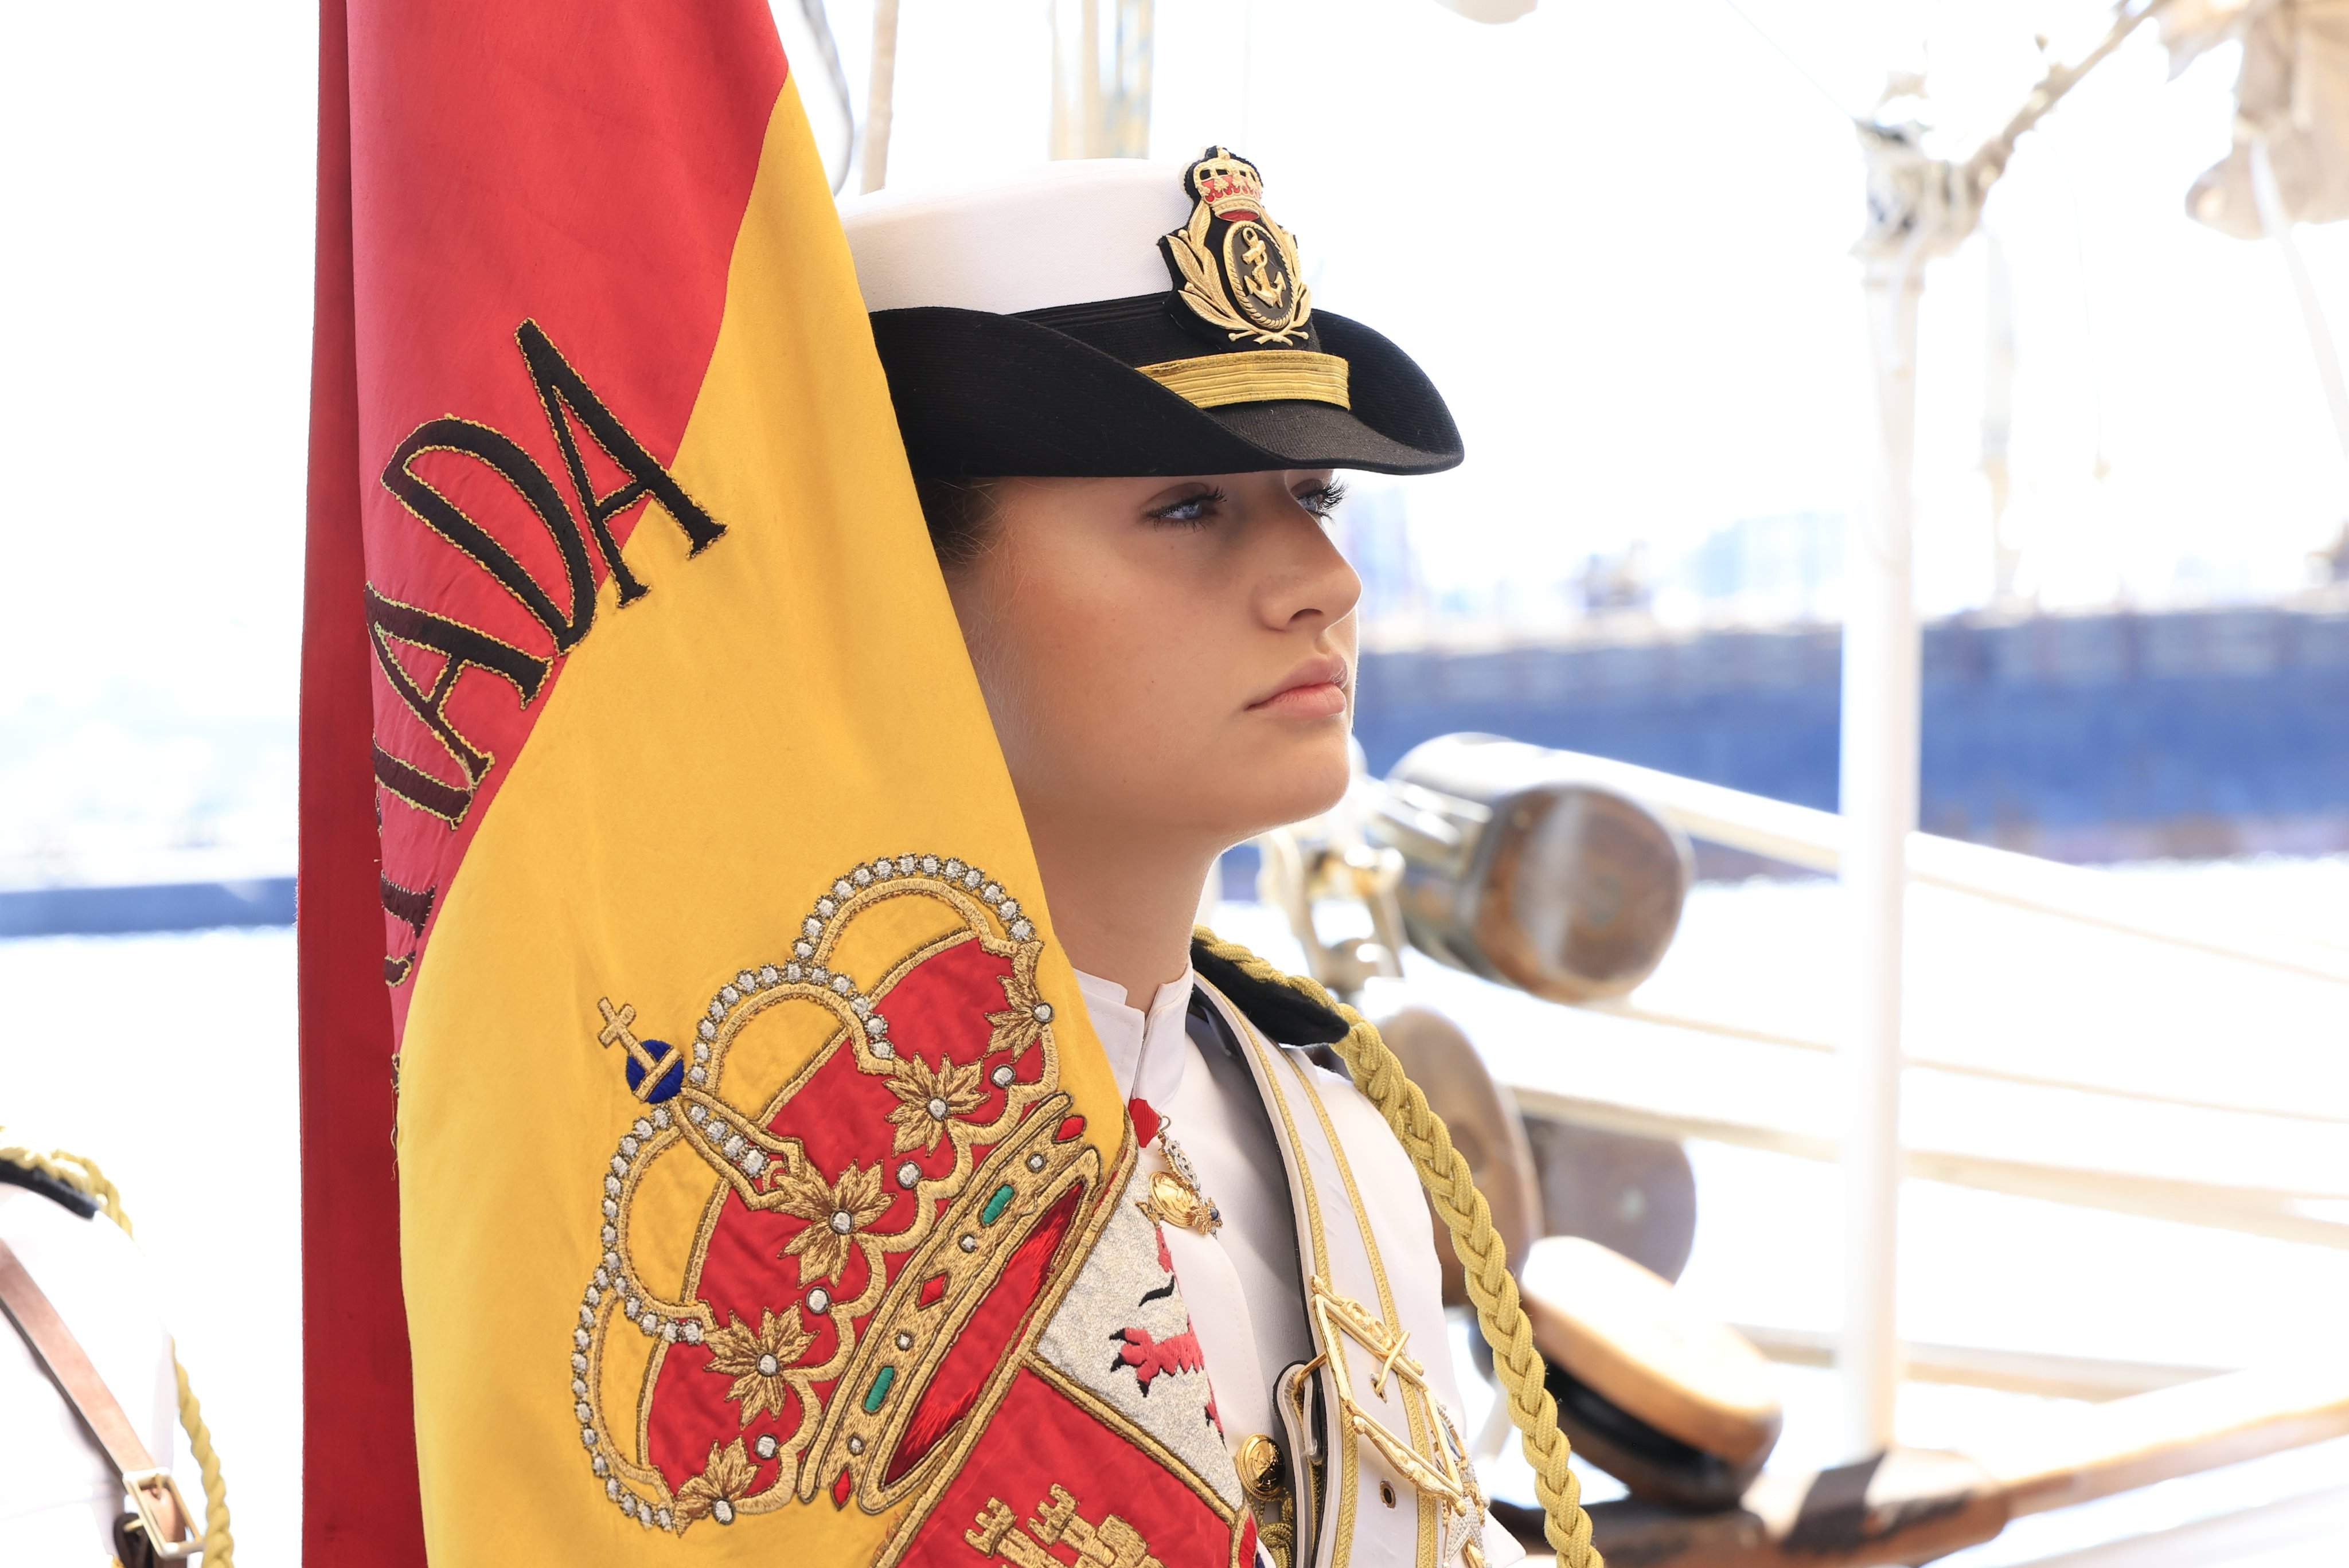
946 468 1361 862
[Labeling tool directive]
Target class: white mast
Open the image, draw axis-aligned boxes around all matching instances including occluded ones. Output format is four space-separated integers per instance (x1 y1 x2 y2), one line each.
1837 3 2172 1453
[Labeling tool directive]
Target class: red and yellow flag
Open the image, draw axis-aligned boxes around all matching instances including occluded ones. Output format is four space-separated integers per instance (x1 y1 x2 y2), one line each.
302 5 1242 1563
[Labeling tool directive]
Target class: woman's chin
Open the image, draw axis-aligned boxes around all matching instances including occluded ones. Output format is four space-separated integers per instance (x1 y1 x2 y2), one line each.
1234 734 1356 833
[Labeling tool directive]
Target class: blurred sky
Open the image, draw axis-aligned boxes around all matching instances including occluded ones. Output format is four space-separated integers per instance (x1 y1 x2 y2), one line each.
3 1 2347 875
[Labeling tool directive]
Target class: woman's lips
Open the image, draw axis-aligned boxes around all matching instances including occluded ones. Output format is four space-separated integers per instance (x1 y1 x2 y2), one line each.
1248 679 1348 718
1250 666 1362 723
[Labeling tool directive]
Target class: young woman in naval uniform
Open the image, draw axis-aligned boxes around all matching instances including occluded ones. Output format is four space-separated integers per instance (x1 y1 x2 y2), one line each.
839 148 1552 1568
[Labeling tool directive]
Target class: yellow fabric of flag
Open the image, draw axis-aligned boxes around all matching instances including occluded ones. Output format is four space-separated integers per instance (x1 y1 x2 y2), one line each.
393 77 1129 1566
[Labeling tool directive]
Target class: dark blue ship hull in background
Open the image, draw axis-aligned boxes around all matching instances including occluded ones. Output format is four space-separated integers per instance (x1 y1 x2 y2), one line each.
8 607 2346 934
1352 604 2349 868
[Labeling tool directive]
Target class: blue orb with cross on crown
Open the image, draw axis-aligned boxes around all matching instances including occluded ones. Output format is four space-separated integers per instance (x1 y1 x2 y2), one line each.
625 1039 685 1104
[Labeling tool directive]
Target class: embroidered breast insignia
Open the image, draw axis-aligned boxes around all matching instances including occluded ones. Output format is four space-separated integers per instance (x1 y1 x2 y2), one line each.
571 853 1112 1540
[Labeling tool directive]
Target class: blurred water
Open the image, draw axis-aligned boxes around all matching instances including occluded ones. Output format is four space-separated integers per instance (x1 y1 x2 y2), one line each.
2 854 2343 1562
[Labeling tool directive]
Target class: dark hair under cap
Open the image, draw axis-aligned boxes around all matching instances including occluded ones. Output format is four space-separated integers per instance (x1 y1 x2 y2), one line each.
913 476 999 569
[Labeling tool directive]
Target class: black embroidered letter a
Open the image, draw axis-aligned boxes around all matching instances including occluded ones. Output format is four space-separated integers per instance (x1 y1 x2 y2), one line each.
517 319 725 606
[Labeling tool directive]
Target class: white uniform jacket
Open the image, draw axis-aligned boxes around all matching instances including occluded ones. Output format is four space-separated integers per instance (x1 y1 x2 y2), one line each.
1074 947 1520 1568
0 1178 182 1566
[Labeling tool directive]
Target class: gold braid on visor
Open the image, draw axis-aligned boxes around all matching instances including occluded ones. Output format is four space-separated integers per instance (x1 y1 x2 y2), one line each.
1135 349 1352 410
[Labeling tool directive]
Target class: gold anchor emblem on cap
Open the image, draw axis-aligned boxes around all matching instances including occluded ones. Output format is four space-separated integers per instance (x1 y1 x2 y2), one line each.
1238 230 1285 307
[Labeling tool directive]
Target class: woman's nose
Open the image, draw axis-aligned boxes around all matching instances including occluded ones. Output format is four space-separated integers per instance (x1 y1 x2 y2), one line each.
1254 503 1362 631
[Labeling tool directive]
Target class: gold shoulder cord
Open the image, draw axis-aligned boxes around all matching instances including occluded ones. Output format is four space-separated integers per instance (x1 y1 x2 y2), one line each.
1191 929 1602 1568
0 1140 236 1567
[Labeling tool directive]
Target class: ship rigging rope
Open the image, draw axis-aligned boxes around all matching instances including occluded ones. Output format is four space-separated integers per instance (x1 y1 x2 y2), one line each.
1193 926 1603 1568
0 1141 233 1566
1711 0 1864 124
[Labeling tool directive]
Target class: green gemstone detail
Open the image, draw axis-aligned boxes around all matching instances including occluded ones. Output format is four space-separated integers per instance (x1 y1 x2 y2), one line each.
981 1183 1016 1225
863 1364 896 1414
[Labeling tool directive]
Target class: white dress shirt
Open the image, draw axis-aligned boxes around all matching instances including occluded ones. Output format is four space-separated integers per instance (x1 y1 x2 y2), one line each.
1073 964 1314 1451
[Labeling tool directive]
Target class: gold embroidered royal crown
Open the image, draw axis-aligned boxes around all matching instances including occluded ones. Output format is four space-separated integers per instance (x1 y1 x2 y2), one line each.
1191 149 1267 220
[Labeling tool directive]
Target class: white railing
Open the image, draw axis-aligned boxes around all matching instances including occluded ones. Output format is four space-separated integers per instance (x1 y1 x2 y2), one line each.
1544 749 2349 986
1485 756 2349 1256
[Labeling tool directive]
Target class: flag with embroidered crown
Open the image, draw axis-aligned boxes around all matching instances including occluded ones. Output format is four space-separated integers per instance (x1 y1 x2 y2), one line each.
301 2 1264 1562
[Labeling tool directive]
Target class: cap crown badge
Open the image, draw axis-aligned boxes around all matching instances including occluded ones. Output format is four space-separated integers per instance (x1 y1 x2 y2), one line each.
1158 146 1312 346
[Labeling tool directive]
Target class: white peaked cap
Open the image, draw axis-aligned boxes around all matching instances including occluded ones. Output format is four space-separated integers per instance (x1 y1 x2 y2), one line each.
836 150 1463 479
840 160 1193 315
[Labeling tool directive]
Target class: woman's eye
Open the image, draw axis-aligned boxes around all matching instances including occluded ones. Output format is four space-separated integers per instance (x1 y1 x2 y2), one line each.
1148 488 1225 527
1296 480 1348 521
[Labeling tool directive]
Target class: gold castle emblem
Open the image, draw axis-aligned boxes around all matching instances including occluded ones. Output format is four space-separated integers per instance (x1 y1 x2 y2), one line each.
967 1484 1163 1568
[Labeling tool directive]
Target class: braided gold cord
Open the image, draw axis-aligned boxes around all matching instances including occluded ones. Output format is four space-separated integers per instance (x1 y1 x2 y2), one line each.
1 1144 131 1229
171 1354 235 1559
1193 930 1602 1568
1 1141 236 1566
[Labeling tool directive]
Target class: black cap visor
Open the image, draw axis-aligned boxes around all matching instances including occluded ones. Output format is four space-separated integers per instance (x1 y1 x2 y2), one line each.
867 306 1463 480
